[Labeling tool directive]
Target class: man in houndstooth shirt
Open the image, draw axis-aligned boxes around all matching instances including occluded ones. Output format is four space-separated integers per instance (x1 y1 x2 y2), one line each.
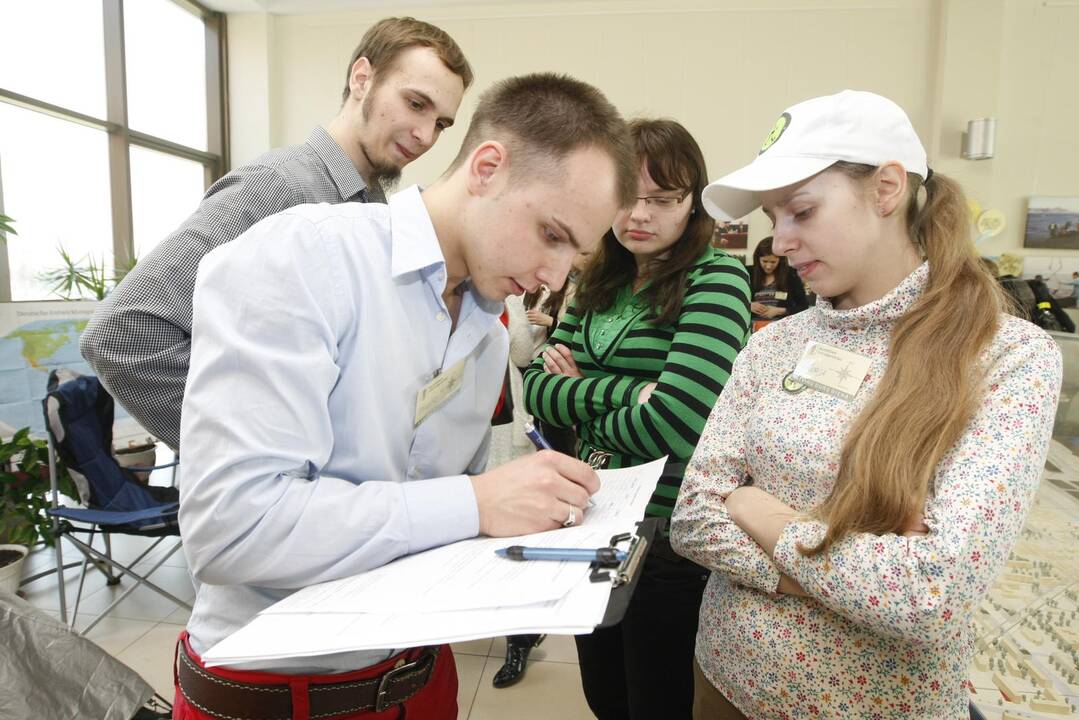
80 17 472 450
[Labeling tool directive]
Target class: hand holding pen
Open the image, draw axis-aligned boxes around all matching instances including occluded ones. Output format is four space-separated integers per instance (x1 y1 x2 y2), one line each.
524 422 596 510
469 447 598 536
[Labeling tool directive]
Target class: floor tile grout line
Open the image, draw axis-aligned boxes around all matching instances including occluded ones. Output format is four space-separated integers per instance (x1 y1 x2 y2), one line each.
53 566 195 624
84 615 159 657
526 658 581 666
465 654 492 720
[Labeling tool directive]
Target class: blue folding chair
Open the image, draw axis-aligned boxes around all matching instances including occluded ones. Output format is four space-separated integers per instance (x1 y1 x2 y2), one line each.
42 371 189 633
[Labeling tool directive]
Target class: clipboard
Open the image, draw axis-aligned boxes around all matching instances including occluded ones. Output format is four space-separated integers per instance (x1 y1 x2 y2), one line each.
592 517 663 628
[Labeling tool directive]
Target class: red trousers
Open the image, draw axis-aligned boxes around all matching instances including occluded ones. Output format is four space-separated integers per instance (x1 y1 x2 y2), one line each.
172 632 458 720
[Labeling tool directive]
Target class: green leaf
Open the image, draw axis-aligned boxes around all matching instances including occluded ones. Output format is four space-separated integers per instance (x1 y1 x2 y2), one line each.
0 213 16 239
0 425 77 546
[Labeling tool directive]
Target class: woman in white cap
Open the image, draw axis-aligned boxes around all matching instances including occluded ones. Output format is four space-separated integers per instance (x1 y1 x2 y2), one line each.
670 90 1061 719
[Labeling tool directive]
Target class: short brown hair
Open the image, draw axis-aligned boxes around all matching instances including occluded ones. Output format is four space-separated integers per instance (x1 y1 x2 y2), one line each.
448 73 636 208
340 17 473 103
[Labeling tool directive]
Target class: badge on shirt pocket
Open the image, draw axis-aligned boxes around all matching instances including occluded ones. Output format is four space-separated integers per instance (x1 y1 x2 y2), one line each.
414 357 466 426
789 341 871 402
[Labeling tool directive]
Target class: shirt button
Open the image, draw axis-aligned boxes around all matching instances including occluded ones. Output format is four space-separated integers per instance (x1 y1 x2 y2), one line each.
436 312 447 322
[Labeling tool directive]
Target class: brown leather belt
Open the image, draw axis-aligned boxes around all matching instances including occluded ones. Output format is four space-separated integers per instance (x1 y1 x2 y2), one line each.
177 643 439 719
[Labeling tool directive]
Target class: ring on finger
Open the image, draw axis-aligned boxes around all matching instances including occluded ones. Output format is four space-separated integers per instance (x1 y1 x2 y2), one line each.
563 506 577 528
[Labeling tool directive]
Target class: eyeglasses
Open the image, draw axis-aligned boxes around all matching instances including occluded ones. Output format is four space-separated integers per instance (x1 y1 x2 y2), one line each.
633 190 690 211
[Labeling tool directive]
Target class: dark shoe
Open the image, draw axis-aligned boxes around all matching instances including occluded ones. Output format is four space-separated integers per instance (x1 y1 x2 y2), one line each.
131 695 172 719
132 705 171 719
492 634 546 688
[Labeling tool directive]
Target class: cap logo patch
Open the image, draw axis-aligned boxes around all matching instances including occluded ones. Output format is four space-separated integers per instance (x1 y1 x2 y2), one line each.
759 112 791 155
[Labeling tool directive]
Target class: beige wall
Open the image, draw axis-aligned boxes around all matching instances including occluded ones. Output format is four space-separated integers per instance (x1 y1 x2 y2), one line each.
226 0 1079 269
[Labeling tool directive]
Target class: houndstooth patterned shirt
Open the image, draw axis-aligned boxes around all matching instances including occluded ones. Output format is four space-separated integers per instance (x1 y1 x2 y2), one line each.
80 126 382 450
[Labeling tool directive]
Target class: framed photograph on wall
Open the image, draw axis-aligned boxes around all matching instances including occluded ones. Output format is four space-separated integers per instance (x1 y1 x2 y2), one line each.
711 220 748 250
1024 196 1079 250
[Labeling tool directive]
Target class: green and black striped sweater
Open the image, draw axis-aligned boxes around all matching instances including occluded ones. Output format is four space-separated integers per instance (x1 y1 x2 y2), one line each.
523 247 751 520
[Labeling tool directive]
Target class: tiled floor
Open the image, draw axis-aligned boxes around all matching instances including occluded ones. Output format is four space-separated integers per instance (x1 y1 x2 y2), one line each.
17 533 596 719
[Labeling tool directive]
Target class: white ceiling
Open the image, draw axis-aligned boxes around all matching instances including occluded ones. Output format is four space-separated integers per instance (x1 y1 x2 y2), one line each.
199 0 577 13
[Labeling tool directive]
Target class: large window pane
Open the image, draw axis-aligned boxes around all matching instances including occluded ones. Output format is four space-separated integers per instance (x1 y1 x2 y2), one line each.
0 1 106 118
0 104 113 301
130 145 206 258
125 0 207 149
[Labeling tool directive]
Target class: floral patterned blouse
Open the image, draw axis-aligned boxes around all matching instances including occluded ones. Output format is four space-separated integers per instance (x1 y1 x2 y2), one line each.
671 263 1062 719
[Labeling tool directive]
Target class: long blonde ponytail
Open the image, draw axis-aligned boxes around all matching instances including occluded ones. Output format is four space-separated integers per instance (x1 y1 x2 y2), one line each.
800 163 1005 557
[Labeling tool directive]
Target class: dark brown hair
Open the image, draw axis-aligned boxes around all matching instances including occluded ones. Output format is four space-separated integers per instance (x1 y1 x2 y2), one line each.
523 286 565 318
341 17 473 103
801 162 1005 557
447 73 637 207
751 237 791 293
574 118 713 327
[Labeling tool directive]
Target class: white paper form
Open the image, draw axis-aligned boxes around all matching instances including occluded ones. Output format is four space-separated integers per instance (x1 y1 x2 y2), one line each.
266 457 665 615
203 574 612 667
202 457 665 667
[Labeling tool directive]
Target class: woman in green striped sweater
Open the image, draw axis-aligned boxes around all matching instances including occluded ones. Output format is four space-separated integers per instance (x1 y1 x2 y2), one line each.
523 118 751 719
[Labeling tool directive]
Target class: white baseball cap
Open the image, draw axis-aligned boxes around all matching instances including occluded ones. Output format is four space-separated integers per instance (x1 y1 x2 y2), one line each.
702 90 929 221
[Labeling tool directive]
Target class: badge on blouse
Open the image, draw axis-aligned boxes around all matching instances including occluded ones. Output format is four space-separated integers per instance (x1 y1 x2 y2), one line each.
781 372 807 394
774 291 788 301
789 341 872 401
414 357 466 426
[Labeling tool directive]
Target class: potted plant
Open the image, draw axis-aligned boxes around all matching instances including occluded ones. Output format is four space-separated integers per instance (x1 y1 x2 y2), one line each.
2 216 84 591
40 245 138 301
0 427 75 594
2 214 135 300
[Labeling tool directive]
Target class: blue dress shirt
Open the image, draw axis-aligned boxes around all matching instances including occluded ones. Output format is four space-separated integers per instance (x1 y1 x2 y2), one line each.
179 186 507 671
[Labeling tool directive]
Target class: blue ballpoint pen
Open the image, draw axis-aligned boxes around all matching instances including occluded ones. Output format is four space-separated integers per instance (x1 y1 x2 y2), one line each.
522 421 554 451
496 545 627 564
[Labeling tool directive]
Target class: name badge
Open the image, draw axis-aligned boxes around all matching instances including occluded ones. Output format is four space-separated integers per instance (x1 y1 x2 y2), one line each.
789 341 871 401
774 291 788 301
414 358 466 426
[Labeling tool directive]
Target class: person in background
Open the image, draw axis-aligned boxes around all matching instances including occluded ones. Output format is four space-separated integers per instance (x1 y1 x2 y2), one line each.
995 267 1076 333
523 254 590 454
672 89 1061 719
81 17 473 451
523 253 588 336
524 118 751 719
491 253 589 689
749 235 807 328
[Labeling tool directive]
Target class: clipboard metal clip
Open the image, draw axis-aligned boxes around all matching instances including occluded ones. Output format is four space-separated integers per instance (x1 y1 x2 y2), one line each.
589 531 647 588
586 450 612 470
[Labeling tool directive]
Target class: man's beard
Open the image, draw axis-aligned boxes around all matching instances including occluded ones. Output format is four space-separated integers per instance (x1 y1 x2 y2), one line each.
360 86 403 193
359 143 401 193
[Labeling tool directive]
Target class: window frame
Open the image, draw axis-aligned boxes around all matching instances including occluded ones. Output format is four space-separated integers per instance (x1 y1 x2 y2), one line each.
0 0 228 301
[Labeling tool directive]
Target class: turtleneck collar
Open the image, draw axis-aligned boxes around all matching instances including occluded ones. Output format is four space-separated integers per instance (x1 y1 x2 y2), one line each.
815 262 929 332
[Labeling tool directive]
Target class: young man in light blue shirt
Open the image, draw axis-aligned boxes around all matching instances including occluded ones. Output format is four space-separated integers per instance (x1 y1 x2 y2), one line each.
174 73 638 719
